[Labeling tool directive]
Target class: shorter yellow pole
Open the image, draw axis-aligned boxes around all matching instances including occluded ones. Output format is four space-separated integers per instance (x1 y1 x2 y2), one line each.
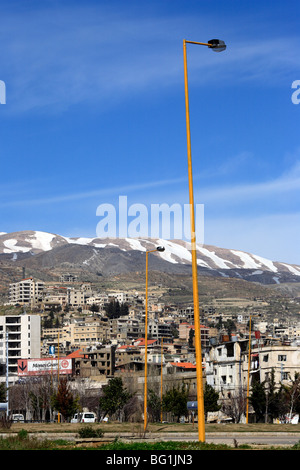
57 332 61 423
144 248 162 432
246 315 252 423
144 251 149 432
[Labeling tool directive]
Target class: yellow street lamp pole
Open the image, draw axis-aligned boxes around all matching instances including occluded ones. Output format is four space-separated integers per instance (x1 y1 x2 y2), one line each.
161 337 163 423
246 314 252 423
183 38 226 442
144 246 165 432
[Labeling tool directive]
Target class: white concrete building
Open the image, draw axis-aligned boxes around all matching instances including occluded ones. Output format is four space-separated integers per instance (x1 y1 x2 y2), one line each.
8 278 44 306
0 314 41 385
205 338 249 399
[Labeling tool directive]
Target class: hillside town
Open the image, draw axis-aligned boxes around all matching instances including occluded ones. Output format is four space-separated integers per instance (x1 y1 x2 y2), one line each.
1 273 300 424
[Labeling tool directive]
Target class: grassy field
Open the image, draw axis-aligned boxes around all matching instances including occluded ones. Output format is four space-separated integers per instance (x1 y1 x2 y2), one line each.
3 421 300 434
1 422 300 450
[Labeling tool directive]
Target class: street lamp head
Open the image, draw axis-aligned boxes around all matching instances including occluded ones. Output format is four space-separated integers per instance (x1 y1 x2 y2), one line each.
156 246 165 252
208 39 226 52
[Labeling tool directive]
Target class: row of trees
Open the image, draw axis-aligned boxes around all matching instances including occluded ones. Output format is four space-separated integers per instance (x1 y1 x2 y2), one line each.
250 370 300 423
4 369 300 423
4 376 220 423
221 370 300 423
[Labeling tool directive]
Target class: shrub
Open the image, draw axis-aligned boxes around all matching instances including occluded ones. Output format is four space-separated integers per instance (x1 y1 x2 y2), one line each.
18 429 28 440
78 425 104 438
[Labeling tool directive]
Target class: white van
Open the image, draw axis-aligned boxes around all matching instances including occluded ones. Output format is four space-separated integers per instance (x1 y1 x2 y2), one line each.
71 412 96 423
81 412 96 423
12 414 25 423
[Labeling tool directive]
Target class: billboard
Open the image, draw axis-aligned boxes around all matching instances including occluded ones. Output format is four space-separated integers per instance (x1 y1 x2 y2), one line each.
18 358 73 376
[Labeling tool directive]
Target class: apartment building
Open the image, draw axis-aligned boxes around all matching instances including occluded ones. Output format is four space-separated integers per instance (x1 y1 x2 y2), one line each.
205 337 249 398
74 345 116 378
9 278 44 306
108 292 133 304
43 290 68 309
148 320 172 341
59 273 78 283
206 334 300 402
0 314 41 384
110 317 144 340
249 342 300 387
179 322 210 350
67 288 86 307
66 318 110 349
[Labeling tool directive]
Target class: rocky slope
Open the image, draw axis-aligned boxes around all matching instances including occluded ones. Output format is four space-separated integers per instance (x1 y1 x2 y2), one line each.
0 230 300 285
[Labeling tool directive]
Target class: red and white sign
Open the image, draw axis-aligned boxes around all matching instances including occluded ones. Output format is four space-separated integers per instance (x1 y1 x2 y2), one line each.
18 358 72 376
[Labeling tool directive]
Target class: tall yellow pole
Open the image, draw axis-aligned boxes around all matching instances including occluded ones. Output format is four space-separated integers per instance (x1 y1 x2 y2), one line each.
246 315 252 423
161 337 163 423
183 39 205 442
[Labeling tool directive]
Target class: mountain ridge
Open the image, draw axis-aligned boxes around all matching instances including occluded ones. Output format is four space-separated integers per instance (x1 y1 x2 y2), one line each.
0 230 300 285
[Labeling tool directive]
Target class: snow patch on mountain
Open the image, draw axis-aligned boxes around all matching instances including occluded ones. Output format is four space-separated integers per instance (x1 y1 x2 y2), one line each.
281 263 300 276
198 246 233 269
3 239 28 253
231 250 262 270
125 238 146 252
25 231 56 252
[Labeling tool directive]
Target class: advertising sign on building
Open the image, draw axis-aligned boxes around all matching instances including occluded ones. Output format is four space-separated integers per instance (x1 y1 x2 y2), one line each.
18 358 73 376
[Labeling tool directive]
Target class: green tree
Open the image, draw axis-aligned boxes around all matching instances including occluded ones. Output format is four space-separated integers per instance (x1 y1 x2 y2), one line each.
51 378 78 421
0 383 6 402
148 388 161 423
188 329 195 349
162 383 189 422
120 302 129 316
265 368 281 422
99 377 131 420
224 319 236 335
104 300 129 319
279 372 300 420
90 303 100 313
204 383 221 420
250 376 267 422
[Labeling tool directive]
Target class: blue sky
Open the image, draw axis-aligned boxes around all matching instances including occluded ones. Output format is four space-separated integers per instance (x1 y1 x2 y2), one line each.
1 0 300 264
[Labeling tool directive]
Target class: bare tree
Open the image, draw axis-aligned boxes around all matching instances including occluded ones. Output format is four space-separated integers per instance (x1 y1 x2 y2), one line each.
221 388 247 423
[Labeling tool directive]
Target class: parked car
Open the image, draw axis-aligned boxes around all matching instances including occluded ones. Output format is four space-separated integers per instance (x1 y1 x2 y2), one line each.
71 412 96 423
81 412 96 423
70 413 80 423
12 414 25 423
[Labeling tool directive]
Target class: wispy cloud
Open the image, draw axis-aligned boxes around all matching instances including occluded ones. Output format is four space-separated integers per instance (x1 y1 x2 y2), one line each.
0 175 189 207
2 154 300 210
198 160 300 203
1 3 299 114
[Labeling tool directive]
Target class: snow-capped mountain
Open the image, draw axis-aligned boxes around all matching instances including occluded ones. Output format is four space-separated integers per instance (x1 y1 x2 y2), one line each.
0 230 300 284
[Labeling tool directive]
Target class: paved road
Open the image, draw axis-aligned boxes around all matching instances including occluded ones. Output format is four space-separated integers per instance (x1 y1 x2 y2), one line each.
202 433 299 447
119 432 300 447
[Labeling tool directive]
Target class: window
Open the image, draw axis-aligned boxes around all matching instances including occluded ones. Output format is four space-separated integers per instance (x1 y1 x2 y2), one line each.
263 355 269 362
278 355 287 362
